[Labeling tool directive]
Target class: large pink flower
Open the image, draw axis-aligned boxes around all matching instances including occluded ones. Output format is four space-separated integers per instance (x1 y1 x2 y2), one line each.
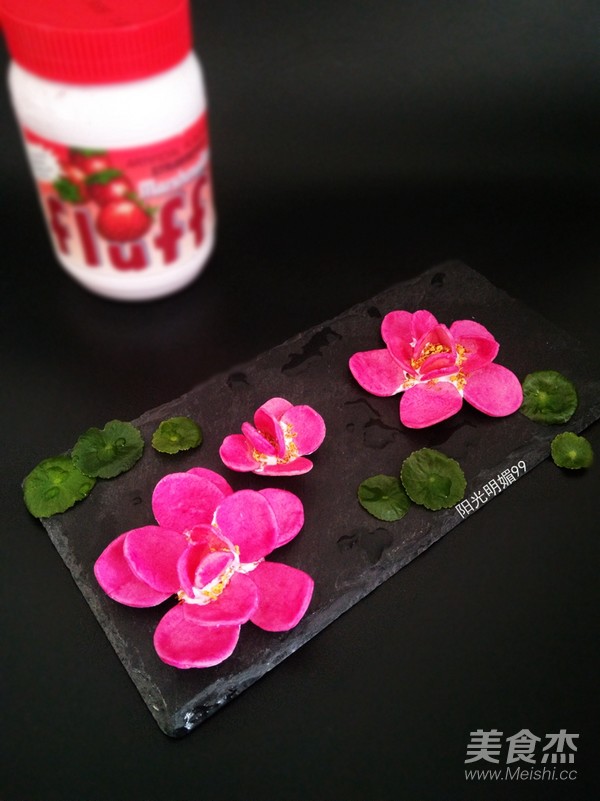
219 397 326 476
349 309 523 428
94 467 314 669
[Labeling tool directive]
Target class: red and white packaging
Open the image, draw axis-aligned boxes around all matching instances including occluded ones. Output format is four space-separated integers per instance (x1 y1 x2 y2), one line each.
0 0 216 301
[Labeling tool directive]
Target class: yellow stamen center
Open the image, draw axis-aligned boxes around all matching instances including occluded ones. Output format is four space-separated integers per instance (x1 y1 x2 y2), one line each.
253 423 299 465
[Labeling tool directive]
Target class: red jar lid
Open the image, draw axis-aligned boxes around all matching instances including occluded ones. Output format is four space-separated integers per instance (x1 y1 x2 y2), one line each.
0 0 193 84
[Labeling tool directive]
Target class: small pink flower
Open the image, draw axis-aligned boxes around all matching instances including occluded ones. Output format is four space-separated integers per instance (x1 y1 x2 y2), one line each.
219 397 326 476
94 467 314 669
349 309 523 428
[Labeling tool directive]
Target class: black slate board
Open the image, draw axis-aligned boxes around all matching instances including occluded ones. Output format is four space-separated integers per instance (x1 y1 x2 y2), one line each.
41 262 600 736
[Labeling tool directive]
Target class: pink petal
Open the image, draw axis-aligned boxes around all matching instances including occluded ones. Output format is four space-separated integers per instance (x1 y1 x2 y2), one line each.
381 310 415 348
382 309 439 369
152 472 226 531
219 434 260 472
449 318 496 341
94 533 172 608
450 319 499 372
186 467 233 497
153 604 240 668
123 525 186 593
280 405 326 455
259 488 305 546
186 523 225 546
257 457 314 476
252 400 288 456
463 363 523 416
254 397 292 427
349 349 406 396
411 309 441 337
215 490 278 562
182 573 259 625
178 543 235 597
241 421 281 457
249 561 314 631
400 381 463 428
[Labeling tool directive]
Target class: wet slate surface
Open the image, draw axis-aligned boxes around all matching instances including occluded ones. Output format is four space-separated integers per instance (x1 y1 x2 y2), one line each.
41 261 600 736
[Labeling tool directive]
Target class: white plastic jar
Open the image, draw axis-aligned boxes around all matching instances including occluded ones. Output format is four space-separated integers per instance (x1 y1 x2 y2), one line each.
0 0 216 301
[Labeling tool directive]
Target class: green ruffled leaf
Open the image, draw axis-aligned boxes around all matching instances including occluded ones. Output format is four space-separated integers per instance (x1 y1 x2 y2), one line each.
53 176 85 203
550 432 594 469
23 455 96 518
520 370 578 424
358 474 411 521
401 448 466 510
152 416 203 454
72 420 144 478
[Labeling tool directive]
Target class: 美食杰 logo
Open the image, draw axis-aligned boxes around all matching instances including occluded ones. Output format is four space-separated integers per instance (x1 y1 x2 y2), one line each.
464 729 579 783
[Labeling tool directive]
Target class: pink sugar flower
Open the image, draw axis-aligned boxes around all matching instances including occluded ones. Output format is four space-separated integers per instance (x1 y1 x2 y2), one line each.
94 467 314 669
219 397 326 476
349 309 523 428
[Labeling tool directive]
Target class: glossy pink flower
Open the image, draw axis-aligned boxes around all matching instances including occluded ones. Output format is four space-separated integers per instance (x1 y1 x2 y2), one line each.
219 397 326 476
94 467 314 669
349 309 523 428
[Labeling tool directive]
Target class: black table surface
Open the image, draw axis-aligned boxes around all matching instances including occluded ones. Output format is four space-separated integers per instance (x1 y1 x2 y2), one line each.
1 3 599 800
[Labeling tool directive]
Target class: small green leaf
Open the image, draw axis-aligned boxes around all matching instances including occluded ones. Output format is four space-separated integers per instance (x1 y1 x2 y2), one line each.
72 420 144 478
520 370 578 424
152 416 203 454
23 455 96 518
401 448 466 510
358 474 411 521
86 168 123 186
70 147 107 157
53 176 85 203
550 432 594 469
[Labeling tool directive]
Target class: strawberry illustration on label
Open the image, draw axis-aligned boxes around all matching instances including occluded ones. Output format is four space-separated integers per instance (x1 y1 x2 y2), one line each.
69 148 112 176
53 163 88 204
96 197 154 242
67 147 154 242
86 169 133 206
24 115 213 275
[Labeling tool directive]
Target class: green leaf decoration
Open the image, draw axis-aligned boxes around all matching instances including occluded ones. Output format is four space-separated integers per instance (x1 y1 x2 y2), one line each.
520 370 578 424
53 176 85 203
550 432 594 469
86 168 124 186
152 416 203 454
23 455 96 518
70 147 107 157
72 420 144 478
400 448 466 510
358 474 411 521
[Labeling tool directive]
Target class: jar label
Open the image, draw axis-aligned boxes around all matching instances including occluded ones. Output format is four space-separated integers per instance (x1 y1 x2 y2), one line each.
22 115 214 277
